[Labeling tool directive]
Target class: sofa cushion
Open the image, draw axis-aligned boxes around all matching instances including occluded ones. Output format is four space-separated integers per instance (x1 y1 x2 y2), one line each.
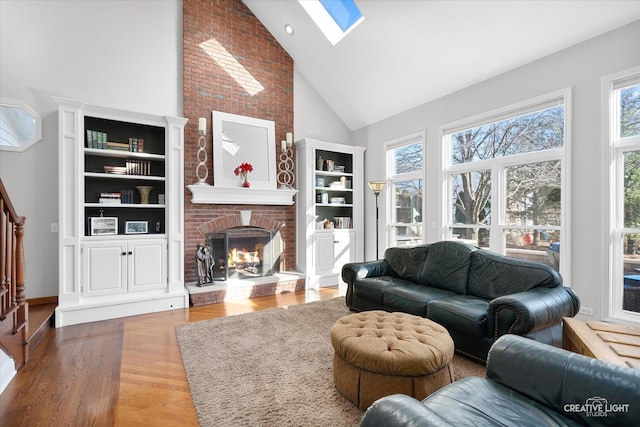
384 245 429 282
415 377 579 426
419 241 475 294
352 276 408 305
467 250 562 300
383 284 457 317
427 295 489 339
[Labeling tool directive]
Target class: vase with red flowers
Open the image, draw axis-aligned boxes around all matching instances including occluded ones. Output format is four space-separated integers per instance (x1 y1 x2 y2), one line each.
234 162 253 187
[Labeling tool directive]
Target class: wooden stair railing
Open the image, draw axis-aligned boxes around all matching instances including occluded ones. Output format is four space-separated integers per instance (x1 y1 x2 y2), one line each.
0 178 29 368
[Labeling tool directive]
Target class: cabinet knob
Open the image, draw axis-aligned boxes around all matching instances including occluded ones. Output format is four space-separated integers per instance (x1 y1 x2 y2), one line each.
121 251 127 256
128 251 133 255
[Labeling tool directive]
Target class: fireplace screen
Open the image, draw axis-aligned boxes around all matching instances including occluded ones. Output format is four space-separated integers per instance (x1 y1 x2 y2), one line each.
206 227 274 281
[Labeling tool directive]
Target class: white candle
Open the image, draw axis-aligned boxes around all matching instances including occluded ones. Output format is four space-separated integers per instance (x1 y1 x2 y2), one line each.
286 132 293 147
198 117 206 133
281 140 287 152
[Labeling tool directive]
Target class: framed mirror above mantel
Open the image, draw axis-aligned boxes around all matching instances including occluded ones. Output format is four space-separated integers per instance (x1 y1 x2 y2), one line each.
212 111 276 189
187 110 297 205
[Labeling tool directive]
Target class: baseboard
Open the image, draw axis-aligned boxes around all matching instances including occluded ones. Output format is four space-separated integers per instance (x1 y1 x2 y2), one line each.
55 291 187 327
0 349 16 395
27 296 58 306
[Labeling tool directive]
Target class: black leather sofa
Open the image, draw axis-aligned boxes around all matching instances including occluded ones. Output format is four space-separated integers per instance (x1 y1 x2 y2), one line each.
342 240 580 361
361 334 640 427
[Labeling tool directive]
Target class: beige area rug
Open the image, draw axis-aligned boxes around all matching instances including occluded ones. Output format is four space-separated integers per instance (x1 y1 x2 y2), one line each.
175 297 486 427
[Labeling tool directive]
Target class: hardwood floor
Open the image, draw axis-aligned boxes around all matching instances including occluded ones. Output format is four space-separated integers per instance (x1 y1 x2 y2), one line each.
0 288 343 426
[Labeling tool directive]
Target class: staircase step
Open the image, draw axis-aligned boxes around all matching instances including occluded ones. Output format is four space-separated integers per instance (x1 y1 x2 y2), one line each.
26 303 56 355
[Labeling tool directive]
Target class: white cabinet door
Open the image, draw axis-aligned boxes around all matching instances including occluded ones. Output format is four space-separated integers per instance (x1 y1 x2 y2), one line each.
314 232 335 275
333 230 355 274
82 242 127 296
128 239 167 292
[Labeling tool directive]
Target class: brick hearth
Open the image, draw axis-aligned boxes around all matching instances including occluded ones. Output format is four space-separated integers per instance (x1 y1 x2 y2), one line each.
187 272 305 306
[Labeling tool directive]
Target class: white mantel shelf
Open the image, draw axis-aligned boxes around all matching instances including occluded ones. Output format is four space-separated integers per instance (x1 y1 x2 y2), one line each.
187 184 298 205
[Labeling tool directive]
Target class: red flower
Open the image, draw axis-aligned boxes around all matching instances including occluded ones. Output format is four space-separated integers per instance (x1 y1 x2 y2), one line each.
234 162 253 176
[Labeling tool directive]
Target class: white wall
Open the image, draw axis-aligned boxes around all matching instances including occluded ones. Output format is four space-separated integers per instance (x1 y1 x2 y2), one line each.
294 67 352 145
352 21 640 322
0 0 183 298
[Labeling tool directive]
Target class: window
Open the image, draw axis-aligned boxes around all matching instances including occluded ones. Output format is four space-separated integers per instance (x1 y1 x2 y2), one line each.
443 90 569 277
605 67 640 322
0 98 42 152
385 133 424 247
299 0 364 45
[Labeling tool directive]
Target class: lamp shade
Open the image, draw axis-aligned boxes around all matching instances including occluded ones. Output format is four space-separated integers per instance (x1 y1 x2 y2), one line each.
368 181 386 194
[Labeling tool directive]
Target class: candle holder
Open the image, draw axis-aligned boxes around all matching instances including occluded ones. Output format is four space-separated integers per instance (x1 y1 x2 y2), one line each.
277 143 295 189
195 128 209 185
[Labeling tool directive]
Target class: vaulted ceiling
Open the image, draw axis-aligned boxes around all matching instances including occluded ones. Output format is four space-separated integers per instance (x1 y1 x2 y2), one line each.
244 0 640 131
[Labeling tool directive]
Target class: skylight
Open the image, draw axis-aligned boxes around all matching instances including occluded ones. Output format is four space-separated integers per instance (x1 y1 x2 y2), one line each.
299 0 364 45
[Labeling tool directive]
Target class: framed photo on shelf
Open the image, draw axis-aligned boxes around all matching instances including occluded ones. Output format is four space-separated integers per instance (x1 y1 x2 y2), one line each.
125 220 148 234
90 217 118 236
316 177 325 187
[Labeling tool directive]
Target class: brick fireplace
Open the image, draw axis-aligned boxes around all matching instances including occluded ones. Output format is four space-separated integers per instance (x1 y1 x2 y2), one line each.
200 210 281 280
187 209 303 306
183 0 295 300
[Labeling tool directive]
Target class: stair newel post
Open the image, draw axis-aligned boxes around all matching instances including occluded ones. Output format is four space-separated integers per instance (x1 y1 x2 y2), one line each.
13 220 28 335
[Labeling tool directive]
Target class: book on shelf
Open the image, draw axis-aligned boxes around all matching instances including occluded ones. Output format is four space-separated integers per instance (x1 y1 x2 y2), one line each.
99 198 121 204
121 189 134 204
125 159 151 175
86 130 108 149
100 192 121 198
106 141 130 152
128 137 145 153
99 191 121 204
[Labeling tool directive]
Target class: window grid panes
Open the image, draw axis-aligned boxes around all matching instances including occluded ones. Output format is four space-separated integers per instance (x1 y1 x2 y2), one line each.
386 137 424 248
608 76 640 321
451 105 564 165
391 179 423 246
444 94 567 272
620 85 640 139
506 160 561 227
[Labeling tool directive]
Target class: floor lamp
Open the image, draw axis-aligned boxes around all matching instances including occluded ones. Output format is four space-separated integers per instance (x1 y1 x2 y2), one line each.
368 181 386 259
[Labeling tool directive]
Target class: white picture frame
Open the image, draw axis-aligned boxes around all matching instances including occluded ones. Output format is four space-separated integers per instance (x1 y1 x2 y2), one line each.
90 217 118 236
125 220 148 234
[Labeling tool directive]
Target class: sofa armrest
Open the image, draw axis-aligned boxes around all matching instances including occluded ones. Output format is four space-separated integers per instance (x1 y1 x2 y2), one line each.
341 260 389 284
488 286 579 337
488 335 640 426
360 394 434 427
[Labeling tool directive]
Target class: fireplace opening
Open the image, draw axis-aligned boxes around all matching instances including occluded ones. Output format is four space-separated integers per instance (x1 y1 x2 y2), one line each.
206 227 276 281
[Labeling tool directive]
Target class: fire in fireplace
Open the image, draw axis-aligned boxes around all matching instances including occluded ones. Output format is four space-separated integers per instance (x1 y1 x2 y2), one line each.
205 227 276 281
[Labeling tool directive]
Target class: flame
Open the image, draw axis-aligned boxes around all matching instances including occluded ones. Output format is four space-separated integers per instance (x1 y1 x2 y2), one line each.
228 247 260 267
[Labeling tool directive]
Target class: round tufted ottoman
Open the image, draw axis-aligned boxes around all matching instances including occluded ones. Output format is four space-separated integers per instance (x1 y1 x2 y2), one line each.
330 311 455 410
